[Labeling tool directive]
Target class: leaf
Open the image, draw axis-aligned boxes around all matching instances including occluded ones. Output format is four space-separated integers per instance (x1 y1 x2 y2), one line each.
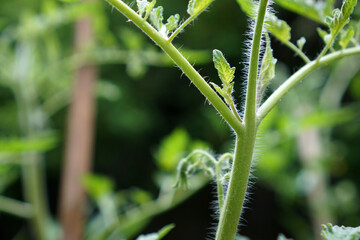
259 34 277 88
145 0 156 20
325 0 357 36
277 234 293 240
235 0 256 17
296 37 306 50
136 224 175 240
339 27 354 49
266 15 291 42
155 128 189 171
136 0 156 19
213 49 235 85
273 0 334 23
236 0 292 44
149 6 164 31
321 223 360 240
317 28 332 44
212 49 236 105
165 14 180 33
0 134 57 153
137 0 148 17
187 0 214 16
82 174 114 201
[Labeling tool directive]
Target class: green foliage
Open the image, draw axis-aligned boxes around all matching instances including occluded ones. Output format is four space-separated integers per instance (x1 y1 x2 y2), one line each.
165 14 180 33
317 27 332 44
136 0 156 19
273 0 334 23
259 34 277 89
211 49 236 106
136 224 175 240
266 15 291 43
296 37 306 50
0 134 57 153
322 224 360 240
277 234 293 240
148 5 180 37
340 27 355 49
187 0 214 16
155 128 190 172
325 0 357 36
82 174 115 201
149 6 165 33
236 0 292 43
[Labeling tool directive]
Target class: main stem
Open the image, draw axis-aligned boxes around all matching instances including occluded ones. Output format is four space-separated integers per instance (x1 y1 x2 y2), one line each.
215 0 268 238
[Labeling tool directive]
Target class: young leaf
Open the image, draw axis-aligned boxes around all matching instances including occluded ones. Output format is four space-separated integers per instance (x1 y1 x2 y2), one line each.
145 0 156 20
235 0 256 17
82 174 114 201
213 49 235 85
212 49 236 106
259 34 277 88
325 0 357 36
339 27 354 49
149 6 164 31
321 224 360 240
317 28 332 44
156 128 189 171
187 0 214 16
296 37 306 50
137 0 148 17
136 224 175 240
165 14 180 33
273 0 334 23
266 15 291 43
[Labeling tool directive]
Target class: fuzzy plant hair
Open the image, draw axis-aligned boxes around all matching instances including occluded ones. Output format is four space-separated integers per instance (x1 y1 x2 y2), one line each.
105 0 359 239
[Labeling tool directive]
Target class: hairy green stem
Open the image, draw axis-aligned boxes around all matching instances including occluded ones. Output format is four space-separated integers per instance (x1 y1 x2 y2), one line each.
215 135 256 240
215 163 224 212
106 0 243 134
216 0 269 238
257 46 360 121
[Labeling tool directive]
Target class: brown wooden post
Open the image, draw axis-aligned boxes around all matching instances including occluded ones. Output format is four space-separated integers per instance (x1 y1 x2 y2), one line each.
59 2 97 239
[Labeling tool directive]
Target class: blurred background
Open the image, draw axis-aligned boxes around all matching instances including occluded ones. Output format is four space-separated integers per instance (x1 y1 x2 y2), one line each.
0 0 359 239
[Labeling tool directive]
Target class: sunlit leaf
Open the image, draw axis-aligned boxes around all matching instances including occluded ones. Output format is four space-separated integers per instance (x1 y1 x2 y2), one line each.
277 234 293 240
187 0 214 16
149 6 164 31
296 37 306 50
235 0 256 17
213 49 235 85
339 27 354 49
259 34 277 88
317 27 332 44
273 0 334 23
322 224 360 240
266 15 291 42
137 0 148 17
325 0 357 36
82 174 114 201
136 224 175 240
165 14 180 33
145 0 156 20
156 128 189 171
0 134 57 153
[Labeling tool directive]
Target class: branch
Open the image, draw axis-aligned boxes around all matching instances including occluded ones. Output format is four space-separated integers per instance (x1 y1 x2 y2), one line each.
257 46 360 122
106 0 244 134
